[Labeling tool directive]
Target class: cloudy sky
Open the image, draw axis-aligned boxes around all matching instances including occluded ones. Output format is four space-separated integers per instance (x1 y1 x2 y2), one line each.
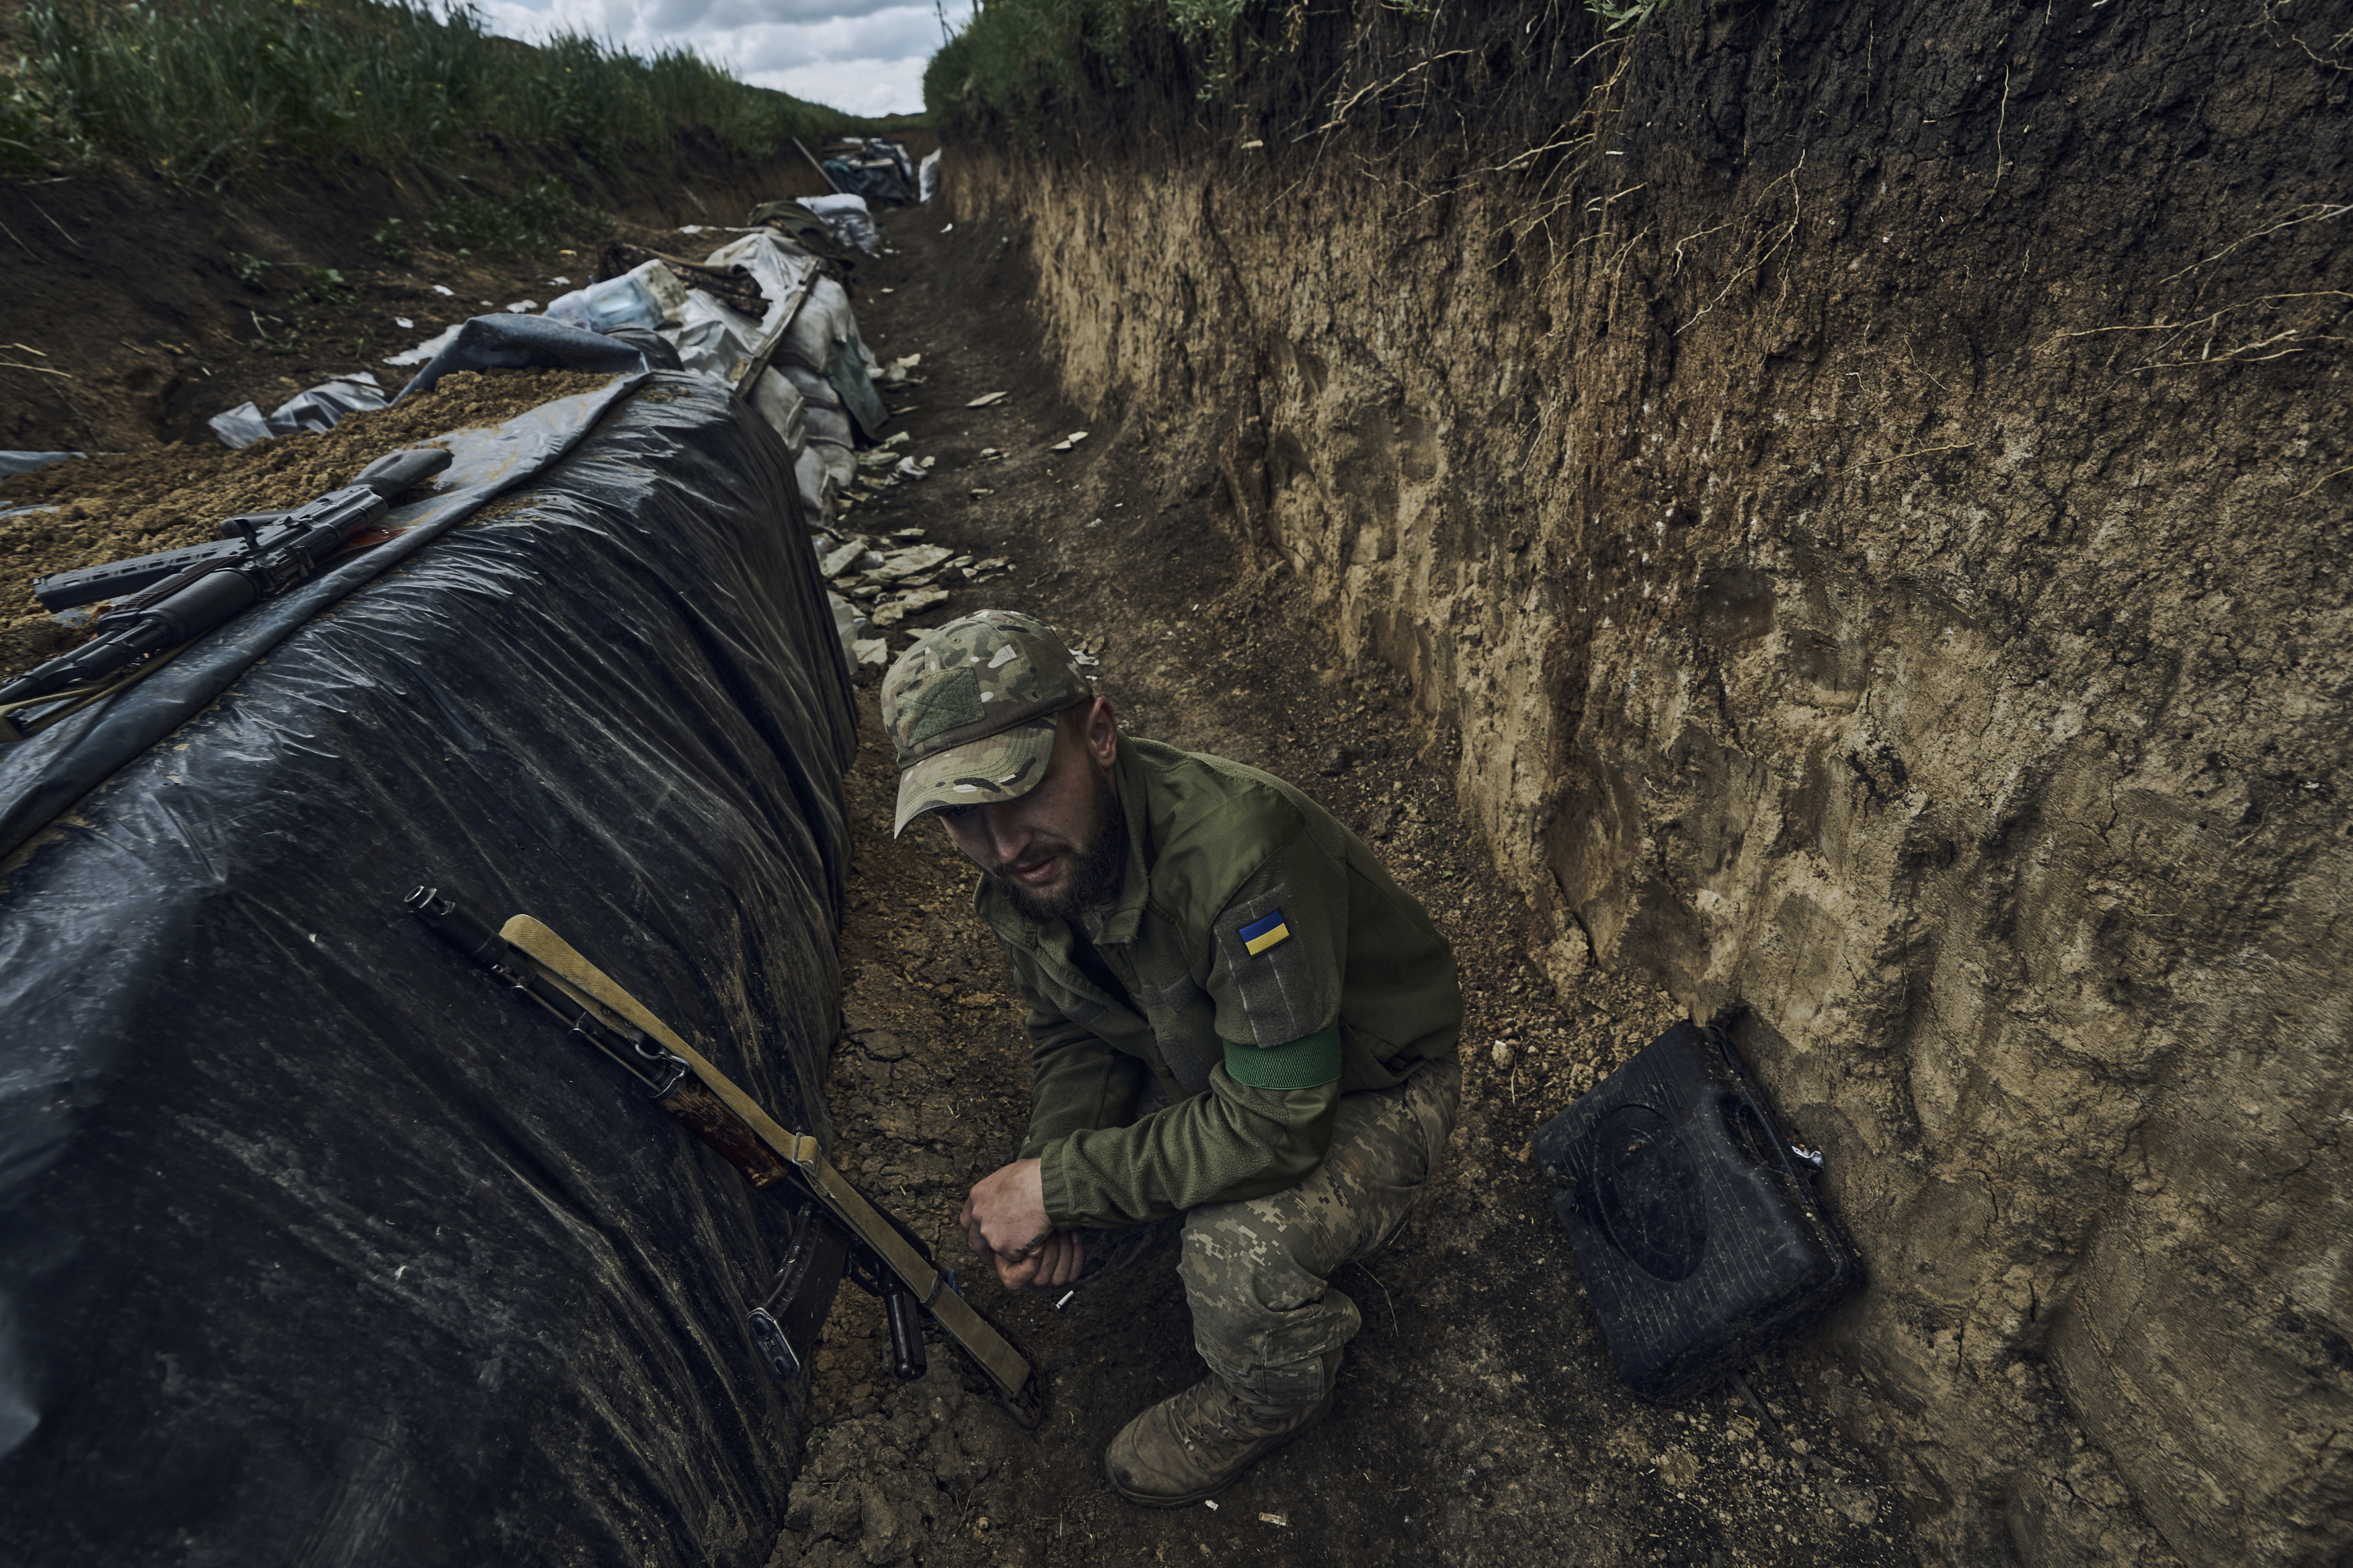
473 0 963 118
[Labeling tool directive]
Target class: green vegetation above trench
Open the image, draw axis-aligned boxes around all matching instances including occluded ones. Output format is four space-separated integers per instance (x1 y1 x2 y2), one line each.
1 0 862 185
922 0 1679 130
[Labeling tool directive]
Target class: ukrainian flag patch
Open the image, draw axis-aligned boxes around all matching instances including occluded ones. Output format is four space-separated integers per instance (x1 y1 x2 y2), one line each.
1239 909 1291 956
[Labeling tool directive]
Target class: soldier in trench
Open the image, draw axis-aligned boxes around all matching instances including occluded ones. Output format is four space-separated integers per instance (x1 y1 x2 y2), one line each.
881 610 1463 1505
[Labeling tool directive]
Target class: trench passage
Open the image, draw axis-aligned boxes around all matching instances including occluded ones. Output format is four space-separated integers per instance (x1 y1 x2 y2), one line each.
764 217 1921 1568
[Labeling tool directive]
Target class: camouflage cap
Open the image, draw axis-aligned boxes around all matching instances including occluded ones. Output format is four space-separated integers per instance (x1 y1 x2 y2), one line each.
881 609 1094 836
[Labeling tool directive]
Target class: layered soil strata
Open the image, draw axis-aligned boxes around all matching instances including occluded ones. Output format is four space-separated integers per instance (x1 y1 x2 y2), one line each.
942 1 2353 1562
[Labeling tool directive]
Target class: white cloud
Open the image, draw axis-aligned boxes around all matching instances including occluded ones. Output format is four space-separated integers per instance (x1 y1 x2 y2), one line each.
758 55 925 118
472 0 953 116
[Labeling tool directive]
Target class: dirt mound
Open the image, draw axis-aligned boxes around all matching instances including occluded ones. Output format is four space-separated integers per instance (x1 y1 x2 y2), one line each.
0 368 612 681
0 142 833 457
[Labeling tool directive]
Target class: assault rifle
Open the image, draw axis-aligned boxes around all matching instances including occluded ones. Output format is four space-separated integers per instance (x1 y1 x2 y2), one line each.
0 448 450 742
405 888 1045 1427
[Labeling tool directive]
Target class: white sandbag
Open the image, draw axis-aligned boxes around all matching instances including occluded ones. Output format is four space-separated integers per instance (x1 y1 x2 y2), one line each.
802 403 854 452
754 370 807 450
781 276 859 376
783 362 840 409
797 194 882 256
672 290 763 381
700 232 823 341
795 445 840 524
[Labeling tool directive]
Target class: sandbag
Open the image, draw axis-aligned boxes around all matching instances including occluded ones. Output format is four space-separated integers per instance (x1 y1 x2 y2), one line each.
0 370 859 1566
752 368 808 452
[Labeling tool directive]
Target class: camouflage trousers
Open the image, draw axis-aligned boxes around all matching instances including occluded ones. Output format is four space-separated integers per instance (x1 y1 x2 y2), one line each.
1077 1058 1462 1409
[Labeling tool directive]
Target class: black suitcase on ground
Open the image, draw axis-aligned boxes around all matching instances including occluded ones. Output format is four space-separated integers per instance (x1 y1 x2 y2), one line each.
1532 1019 1862 1403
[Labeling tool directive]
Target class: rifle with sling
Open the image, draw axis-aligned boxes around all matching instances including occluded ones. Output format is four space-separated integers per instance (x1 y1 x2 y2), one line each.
404 887 1045 1428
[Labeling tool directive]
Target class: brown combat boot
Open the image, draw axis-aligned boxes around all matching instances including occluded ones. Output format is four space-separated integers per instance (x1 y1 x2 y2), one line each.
1103 1366 1337 1507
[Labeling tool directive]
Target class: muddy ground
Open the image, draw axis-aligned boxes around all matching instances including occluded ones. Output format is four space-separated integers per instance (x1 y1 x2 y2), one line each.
757 216 1922 1567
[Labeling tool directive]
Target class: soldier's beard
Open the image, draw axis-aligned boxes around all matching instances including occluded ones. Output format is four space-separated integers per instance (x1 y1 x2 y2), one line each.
990 764 1127 924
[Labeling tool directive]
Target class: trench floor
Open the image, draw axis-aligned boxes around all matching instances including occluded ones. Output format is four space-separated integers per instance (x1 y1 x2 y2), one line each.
756 216 1926 1568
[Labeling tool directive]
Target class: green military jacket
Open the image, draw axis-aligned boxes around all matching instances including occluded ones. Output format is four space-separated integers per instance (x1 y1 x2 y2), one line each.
977 736 1462 1230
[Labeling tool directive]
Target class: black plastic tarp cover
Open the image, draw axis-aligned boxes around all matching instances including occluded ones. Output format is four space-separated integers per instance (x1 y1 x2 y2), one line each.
0 356 860 1565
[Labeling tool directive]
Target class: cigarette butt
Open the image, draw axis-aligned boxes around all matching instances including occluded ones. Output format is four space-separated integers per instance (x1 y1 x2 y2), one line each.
1053 1289 1076 1310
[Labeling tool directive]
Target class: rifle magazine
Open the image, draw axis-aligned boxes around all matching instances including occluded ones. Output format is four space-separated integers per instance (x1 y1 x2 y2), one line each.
750 1203 848 1386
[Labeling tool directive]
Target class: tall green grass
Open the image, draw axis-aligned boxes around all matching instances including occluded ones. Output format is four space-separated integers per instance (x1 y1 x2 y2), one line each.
1 0 856 183
922 0 1181 126
922 0 1679 127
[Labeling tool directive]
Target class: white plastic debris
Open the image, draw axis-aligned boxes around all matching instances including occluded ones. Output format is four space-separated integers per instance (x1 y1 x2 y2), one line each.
828 590 861 659
543 261 684 334
430 284 453 296
920 149 942 204
384 321 464 368
208 372 387 449
967 391 1008 407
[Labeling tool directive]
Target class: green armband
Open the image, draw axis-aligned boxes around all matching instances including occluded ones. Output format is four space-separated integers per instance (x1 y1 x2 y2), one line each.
1221 1022 1343 1090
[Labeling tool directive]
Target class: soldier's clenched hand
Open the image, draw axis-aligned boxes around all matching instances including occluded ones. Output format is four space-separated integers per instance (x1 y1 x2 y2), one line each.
961 1158 1082 1289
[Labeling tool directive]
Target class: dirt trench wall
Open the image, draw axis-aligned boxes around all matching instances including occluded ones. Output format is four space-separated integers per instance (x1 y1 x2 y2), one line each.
945 1 2352 1563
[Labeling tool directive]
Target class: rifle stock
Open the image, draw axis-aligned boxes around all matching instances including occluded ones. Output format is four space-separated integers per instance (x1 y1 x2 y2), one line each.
655 1076 795 1187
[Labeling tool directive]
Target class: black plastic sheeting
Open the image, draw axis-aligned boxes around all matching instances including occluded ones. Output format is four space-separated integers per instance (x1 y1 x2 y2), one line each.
0 349 860 1565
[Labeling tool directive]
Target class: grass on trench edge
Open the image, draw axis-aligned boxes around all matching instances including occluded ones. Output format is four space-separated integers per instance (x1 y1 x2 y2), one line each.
922 0 1685 126
0 0 866 185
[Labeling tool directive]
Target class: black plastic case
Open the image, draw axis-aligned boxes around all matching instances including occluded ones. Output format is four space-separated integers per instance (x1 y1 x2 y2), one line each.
1533 1020 1862 1403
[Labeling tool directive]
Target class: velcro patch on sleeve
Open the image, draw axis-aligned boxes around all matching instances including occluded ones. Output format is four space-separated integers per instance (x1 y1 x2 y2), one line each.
1213 883 1331 1047
1238 908 1290 956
